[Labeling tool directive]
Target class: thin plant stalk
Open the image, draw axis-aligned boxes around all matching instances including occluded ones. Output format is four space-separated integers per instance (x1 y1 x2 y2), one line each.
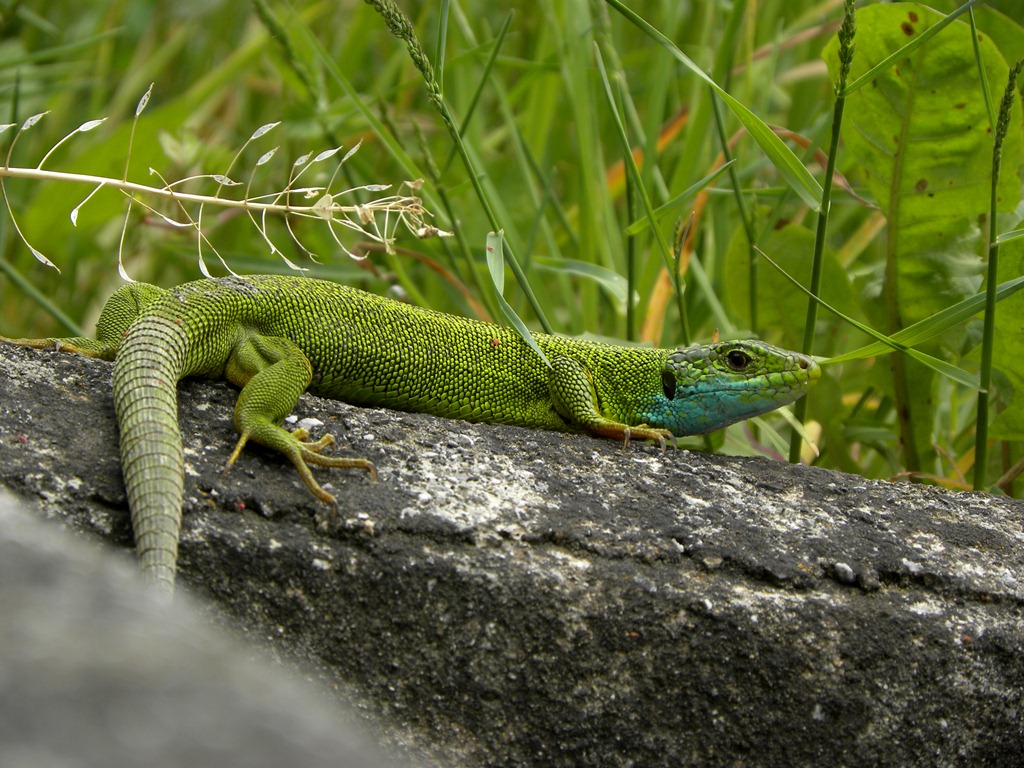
625 169 637 342
974 59 1023 490
710 90 757 330
364 0 553 334
787 0 855 464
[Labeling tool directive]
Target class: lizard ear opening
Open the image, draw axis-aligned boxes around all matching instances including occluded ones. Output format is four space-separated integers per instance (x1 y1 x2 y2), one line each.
661 369 676 401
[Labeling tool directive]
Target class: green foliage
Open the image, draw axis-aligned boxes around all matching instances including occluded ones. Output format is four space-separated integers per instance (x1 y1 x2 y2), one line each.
822 2 1023 479
1 0 1023 491
724 222 858 353
824 3 1020 324
991 240 1024 439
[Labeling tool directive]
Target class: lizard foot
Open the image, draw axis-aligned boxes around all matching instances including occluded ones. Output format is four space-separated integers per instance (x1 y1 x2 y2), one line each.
288 427 338 455
585 421 677 452
225 429 377 511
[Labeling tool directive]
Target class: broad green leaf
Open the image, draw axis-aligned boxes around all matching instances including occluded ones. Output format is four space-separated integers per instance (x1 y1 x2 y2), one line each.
840 0 982 96
723 222 857 352
823 2 1023 326
826 3 1022 220
990 238 1024 440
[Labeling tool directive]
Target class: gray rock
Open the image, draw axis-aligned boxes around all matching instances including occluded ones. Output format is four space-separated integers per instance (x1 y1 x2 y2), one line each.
0 490 406 768
2 339 1024 767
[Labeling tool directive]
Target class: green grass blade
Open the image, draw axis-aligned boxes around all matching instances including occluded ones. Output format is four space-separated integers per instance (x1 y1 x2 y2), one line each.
294 17 431 202
434 0 449 95
486 231 551 368
594 43 688 343
592 46 674 278
758 250 981 389
0 254 85 335
603 0 823 212
829 275 1024 363
533 256 629 305
997 227 1024 245
441 10 513 174
624 161 733 236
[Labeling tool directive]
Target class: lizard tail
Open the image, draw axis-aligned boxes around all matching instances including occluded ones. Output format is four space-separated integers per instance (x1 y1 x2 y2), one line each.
112 315 188 593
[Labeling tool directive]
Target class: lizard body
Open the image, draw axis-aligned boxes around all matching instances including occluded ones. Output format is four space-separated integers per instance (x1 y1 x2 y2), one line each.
3 275 820 591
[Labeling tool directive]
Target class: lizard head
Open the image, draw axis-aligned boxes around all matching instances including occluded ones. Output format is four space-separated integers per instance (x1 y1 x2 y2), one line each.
648 340 821 436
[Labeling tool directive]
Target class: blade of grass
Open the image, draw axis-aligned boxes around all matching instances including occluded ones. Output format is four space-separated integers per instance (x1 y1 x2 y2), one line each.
603 0 823 212
594 43 689 343
292 17 433 205
364 0 553 333
440 10 513 174
624 169 637 341
445 8 574 272
533 256 630 305
827 274 1024 363
434 0 449 95
486 231 551 368
0 253 85 335
975 58 1023 490
710 90 758 330
624 162 733 236
789 0 855 463
997 228 1024 245
758 249 980 390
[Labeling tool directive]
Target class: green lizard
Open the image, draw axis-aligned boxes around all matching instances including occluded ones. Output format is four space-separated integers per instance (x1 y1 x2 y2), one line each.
2 275 820 592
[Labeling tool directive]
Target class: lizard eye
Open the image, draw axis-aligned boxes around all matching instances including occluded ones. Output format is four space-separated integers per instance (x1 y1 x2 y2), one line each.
661 370 676 400
726 350 752 370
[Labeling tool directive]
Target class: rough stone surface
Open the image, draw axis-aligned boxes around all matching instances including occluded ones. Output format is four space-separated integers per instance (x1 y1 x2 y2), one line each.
2 340 1023 767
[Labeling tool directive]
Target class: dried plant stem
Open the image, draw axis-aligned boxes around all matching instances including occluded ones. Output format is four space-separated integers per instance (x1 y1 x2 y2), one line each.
0 165 427 221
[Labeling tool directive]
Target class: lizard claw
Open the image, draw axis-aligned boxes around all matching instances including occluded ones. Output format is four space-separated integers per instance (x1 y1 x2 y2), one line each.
224 427 377 515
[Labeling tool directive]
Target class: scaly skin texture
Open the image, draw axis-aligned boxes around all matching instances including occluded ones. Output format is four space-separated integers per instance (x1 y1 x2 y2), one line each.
2 275 820 592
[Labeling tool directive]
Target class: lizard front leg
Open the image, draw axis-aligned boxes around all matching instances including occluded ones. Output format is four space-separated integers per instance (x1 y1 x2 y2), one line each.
547 356 676 450
224 333 376 508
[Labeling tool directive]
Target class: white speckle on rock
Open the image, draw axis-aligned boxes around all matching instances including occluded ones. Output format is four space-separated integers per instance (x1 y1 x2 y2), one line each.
549 549 591 570
902 558 924 575
908 600 942 616
833 562 856 584
447 433 475 448
312 558 332 571
295 417 324 430
392 444 554 529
